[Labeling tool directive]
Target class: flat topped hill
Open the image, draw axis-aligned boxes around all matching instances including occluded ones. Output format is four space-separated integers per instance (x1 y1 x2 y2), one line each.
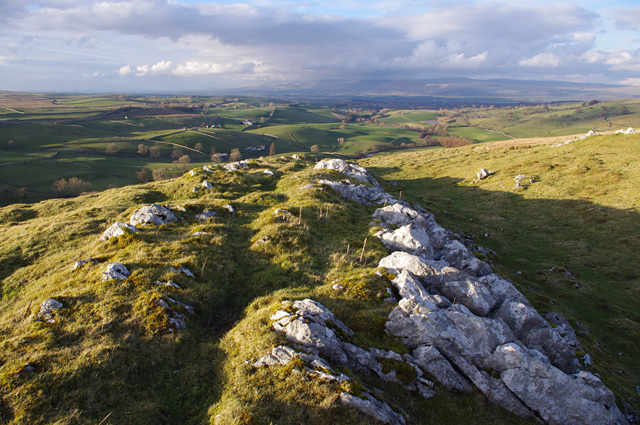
0 132 638 424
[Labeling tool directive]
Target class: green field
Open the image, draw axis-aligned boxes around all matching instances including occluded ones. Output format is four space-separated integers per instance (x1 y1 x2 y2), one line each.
2 93 640 207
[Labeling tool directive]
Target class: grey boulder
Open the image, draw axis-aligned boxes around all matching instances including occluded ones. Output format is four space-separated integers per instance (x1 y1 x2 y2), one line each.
130 204 177 226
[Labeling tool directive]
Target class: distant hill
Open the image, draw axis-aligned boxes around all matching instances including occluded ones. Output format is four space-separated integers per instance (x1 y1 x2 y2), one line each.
236 77 640 103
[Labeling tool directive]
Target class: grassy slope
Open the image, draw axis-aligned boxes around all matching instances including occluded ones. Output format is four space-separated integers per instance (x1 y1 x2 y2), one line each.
0 157 533 425
361 133 640 412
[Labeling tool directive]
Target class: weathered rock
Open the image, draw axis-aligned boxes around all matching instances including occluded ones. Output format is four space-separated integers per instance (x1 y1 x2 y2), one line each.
73 258 99 270
252 345 299 368
339 392 407 425
477 168 490 180
314 159 378 185
263 169 274 176
318 179 397 205
196 210 217 221
223 204 236 214
492 343 628 425
201 180 213 189
100 222 139 241
154 280 181 289
223 160 249 172
432 273 496 317
543 312 583 350
412 345 472 392
378 251 445 279
169 266 195 277
130 204 177 226
375 224 435 260
102 262 130 281
478 274 530 306
439 239 492 277
39 298 63 322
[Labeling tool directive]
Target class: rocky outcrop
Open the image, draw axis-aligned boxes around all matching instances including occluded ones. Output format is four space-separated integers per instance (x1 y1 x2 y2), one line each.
100 222 139 241
196 210 217 221
102 263 130 281
271 299 436 396
130 204 177 226
39 298 63 323
373 200 627 423
314 159 397 205
313 157 626 424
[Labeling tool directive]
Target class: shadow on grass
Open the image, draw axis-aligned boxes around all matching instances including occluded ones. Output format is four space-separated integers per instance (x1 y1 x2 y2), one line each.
371 167 640 402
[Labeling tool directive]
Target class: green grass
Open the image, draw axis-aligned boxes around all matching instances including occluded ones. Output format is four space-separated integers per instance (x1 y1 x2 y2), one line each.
448 126 510 143
360 133 640 413
0 156 534 425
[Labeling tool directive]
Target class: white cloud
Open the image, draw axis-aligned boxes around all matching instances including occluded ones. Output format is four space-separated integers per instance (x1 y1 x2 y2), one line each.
2 0 640 90
519 52 562 68
118 64 132 75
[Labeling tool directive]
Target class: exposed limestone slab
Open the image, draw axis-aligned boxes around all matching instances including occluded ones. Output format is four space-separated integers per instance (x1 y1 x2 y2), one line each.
318 180 397 205
100 222 139 241
102 262 130 281
492 343 628 425
39 298 63 323
375 224 434 260
130 204 177 226
314 159 378 185
339 392 407 425
412 345 472 392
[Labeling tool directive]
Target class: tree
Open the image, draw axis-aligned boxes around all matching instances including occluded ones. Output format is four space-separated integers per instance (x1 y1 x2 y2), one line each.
310 144 320 153
230 148 242 162
152 168 168 181
52 177 92 196
194 142 204 152
210 146 218 156
171 149 184 160
269 142 276 156
178 155 191 164
137 144 149 155
149 146 162 158
136 167 151 182
106 143 120 155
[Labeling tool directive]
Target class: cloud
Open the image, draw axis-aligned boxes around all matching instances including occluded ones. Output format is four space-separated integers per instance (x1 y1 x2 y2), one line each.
519 52 562 68
3 0 640 90
615 7 640 30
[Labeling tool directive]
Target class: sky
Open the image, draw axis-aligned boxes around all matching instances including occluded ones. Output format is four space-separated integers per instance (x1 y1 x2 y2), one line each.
1 0 640 93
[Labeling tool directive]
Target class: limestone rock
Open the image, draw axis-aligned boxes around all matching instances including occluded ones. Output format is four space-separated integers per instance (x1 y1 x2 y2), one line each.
73 258 99 270
439 239 492 277
130 204 177 226
492 343 628 425
39 298 63 323
412 345 472 392
542 312 583 350
223 160 249 172
318 179 397 205
477 168 490 180
196 210 217 221
378 251 445 278
100 222 139 241
339 392 407 425
375 224 435 260
201 180 214 189
263 169 274 176
169 267 195 277
223 204 236 214
432 274 496 317
314 159 377 185
102 263 130 281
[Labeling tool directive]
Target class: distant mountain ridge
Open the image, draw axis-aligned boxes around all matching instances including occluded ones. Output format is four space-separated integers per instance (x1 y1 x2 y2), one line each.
235 77 640 102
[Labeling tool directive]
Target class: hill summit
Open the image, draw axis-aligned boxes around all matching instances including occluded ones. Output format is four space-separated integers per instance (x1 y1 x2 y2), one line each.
0 142 637 424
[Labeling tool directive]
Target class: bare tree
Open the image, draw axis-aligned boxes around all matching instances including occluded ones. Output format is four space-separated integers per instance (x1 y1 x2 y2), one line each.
269 142 276 156
230 148 242 162
52 177 92 196
310 144 320 153
171 149 184 160
136 167 151 182
194 142 204 152
137 144 149 155
149 146 162 158
106 143 120 155
152 168 168 181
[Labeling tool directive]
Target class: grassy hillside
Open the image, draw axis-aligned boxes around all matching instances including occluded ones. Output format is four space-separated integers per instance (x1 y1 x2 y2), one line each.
0 155 542 425
361 132 640 412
